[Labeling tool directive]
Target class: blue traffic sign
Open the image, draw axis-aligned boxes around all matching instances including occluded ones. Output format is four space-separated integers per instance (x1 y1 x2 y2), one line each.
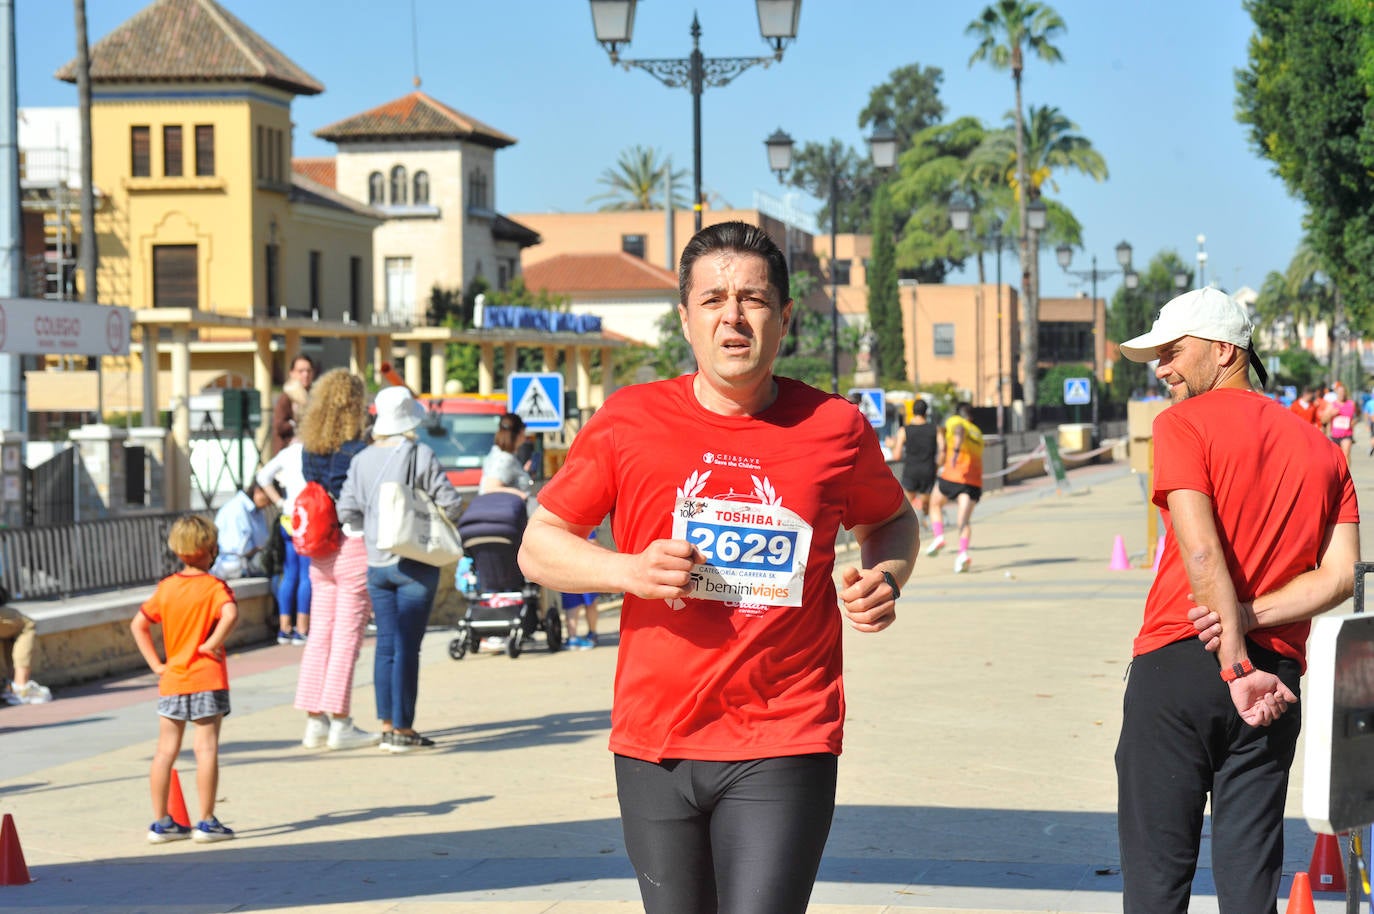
1063 377 1092 406
508 372 564 431
848 388 885 428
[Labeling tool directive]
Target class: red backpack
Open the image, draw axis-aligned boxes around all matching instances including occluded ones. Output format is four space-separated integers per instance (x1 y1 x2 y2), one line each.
290 481 342 558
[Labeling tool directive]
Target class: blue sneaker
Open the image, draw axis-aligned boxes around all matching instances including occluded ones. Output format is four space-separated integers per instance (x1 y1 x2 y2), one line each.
276 631 291 645
192 817 235 843
147 816 191 844
566 636 588 649
580 633 599 650
290 631 307 646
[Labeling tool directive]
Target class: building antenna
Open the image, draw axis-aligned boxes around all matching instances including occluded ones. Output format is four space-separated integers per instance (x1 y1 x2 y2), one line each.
410 0 421 89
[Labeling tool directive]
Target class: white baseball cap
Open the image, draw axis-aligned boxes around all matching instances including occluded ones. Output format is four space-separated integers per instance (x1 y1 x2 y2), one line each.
372 385 425 436
1118 287 1253 363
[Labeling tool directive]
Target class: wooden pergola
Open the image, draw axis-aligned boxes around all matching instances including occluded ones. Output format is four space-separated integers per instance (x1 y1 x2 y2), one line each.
133 309 634 509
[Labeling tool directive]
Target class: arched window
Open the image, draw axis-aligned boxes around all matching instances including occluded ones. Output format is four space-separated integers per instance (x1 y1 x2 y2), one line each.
413 171 429 205
368 171 384 205
390 165 407 205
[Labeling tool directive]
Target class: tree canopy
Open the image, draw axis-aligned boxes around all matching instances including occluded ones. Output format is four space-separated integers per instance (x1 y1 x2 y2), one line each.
1237 0 1374 328
587 145 688 211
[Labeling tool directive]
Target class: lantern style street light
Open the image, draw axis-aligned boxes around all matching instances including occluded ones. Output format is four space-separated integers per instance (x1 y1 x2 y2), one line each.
590 0 801 233
948 195 1008 434
765 118 897 393
1055 240 1137 435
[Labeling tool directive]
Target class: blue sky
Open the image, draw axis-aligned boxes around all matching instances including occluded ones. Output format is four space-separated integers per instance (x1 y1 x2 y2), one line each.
16 0 1305 300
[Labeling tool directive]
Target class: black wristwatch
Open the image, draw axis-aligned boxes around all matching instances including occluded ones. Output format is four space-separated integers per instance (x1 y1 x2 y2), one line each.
881 570 900 601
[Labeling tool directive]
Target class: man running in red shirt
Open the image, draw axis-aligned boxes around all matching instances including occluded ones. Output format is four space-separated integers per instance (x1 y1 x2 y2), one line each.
519 221 918 914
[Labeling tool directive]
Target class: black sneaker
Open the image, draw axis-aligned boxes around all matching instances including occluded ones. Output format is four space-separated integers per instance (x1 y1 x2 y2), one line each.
384 732 435 754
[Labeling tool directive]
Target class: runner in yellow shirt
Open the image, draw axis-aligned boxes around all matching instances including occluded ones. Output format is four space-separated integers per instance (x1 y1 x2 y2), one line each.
925 402 984 573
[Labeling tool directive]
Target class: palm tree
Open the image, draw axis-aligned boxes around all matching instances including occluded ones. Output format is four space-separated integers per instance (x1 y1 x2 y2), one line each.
587 146 689 211
966 0 1066 408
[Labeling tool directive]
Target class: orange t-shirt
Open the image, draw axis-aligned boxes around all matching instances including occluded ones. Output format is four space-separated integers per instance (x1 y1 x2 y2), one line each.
140 572 236 695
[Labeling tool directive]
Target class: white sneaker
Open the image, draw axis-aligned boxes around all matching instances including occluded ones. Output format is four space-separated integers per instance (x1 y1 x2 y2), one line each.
302 714 329 749
14 680 51 704
925 535 946 557
954 552 971 574
327 716 382 751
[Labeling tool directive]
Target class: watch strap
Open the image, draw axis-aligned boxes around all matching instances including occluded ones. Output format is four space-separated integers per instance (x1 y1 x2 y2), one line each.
881 570 900 601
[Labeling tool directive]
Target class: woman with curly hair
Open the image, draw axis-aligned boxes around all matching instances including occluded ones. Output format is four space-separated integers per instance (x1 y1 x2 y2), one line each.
292 369 380 751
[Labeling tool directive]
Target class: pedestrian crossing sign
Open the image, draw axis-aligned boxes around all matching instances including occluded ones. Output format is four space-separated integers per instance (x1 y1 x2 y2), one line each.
508 372 564 431
848 388 885 428
1063 377 1092 406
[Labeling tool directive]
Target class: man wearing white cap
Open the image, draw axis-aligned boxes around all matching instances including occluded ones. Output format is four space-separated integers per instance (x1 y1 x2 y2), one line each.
1113 287 1360 912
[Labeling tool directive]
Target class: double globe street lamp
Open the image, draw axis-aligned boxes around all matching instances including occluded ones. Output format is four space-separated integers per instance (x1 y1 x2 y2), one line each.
589 0 802 233
1054 241 1137 434
764 120 899 393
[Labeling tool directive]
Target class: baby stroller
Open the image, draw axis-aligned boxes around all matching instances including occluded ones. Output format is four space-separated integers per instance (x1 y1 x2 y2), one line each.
449 492 562 659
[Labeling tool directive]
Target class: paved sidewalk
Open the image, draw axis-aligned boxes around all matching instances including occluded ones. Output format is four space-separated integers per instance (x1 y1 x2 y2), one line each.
0 457 1366 913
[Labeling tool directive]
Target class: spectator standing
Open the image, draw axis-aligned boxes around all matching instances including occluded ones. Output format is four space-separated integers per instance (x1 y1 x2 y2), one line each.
130 514 239 844
338 386 463 753
518 221 917 914
1288 386 1322 427
1114 288 1359 912
292 369 379 751
479 413 533 496
257 442 311 645
210 482 270 579
271 354 315 456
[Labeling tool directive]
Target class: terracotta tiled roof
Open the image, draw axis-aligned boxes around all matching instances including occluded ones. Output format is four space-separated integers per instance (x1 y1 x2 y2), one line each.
289 173 381 222
55 0 323 95
314 91 515 148
523 253 678 295
291 157 336 189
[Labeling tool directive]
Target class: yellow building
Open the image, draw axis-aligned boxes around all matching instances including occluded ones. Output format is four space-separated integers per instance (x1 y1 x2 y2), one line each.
39 0 381 415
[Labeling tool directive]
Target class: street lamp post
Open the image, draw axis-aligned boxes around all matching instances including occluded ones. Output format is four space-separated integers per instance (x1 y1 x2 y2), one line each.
1196 234 1208 289
765 119 897 393
1055 241 1136 435
948 196 1007 434
590 0 801 233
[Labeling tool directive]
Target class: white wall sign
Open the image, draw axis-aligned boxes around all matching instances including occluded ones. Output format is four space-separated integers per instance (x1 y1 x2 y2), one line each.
0 298 132 356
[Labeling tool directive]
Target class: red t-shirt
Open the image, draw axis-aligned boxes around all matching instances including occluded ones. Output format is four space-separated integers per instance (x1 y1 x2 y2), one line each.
1141 388 1358 670
537 374 906 762
1290 399 1322 426
141 572 236 695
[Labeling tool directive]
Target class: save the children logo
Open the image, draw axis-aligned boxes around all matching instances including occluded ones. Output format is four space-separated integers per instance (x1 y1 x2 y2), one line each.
701 451 761 471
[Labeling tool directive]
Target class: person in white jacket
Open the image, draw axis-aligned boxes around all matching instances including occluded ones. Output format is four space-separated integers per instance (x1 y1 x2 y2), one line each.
257 442 310 645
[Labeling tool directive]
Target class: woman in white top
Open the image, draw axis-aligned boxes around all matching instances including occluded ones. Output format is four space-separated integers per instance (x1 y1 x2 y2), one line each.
257 442 310 645
480 413 533 497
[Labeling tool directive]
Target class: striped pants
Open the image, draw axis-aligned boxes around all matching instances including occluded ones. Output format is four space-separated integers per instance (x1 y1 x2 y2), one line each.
294 535 370 717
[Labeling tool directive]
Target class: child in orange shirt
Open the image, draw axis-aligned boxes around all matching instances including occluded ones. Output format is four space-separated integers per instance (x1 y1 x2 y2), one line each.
131 514 239 844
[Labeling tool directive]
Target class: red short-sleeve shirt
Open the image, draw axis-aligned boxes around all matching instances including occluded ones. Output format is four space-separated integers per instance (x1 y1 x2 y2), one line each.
538 374 906 762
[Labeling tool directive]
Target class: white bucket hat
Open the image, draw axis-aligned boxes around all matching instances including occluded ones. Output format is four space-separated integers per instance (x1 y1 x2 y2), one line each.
1119 287 1253 363
372 385 425 436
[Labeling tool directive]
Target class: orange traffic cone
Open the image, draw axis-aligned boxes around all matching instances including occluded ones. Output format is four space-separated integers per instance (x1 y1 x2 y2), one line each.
1308 833 1346 892
1109 535 1130 571
0 813 32 886
1284 872 1316 914
167 769 191 828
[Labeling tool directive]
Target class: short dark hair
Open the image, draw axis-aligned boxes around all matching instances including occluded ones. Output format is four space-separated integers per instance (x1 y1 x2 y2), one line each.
678 221 789 307
957 401 972 417
912 399 928 418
